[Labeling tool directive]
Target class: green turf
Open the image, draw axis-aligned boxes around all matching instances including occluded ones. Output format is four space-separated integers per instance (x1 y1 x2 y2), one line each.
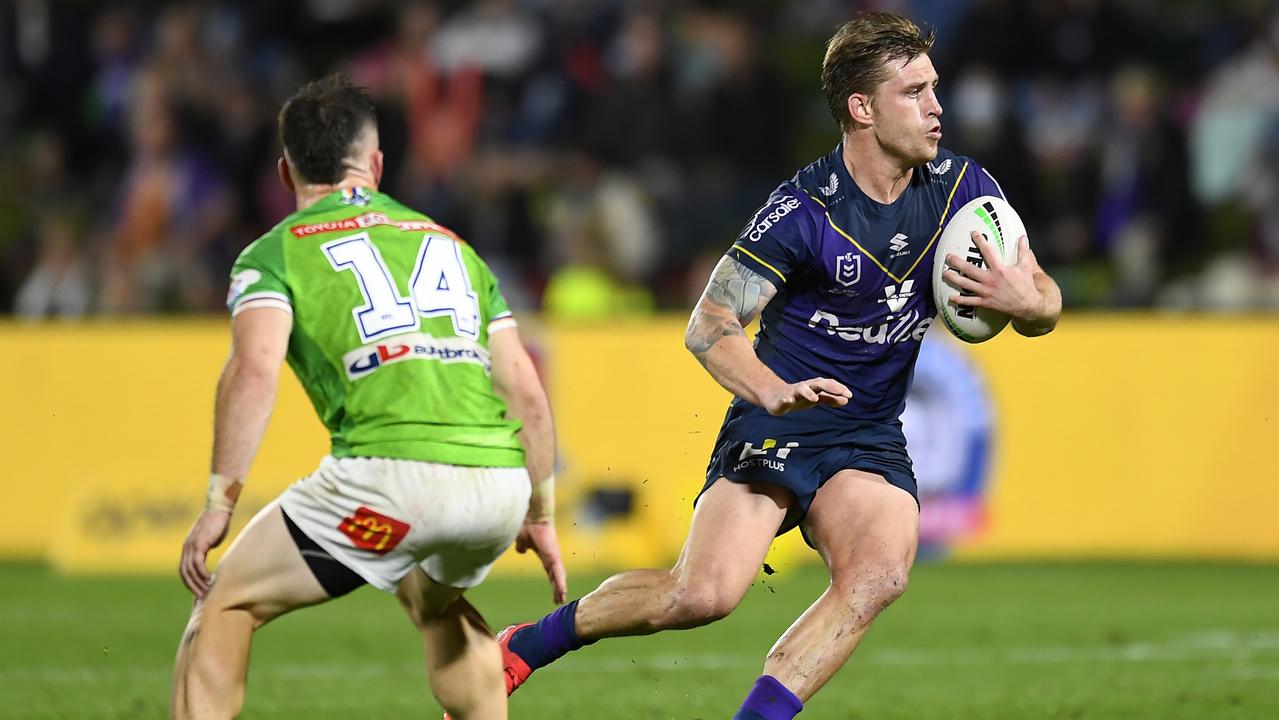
1 561 1277 719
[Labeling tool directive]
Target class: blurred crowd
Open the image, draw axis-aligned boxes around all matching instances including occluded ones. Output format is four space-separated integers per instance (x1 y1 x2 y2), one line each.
2 0 1278 319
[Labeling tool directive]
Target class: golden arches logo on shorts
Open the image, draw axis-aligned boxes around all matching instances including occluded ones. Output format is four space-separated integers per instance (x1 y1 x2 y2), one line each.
338 506 410 555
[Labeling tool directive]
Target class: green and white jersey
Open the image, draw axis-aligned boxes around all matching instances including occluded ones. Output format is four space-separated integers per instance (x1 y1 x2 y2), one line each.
226 187 524 468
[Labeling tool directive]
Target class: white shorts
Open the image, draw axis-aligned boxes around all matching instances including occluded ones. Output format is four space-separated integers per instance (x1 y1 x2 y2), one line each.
278 455 530 592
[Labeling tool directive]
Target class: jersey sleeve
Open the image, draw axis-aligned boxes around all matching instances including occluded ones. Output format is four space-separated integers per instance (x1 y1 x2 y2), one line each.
726 185 821 287
226 233 291 317
949 158 1037 251
954 158 1007 205
472 252 517 334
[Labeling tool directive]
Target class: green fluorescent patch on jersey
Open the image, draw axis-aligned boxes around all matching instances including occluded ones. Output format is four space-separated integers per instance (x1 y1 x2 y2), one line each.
228 188 524 468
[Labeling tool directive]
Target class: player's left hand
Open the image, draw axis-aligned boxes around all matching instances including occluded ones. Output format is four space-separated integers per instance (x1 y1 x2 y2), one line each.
944 233 1047 321
516 520 568 605
179 510 231 599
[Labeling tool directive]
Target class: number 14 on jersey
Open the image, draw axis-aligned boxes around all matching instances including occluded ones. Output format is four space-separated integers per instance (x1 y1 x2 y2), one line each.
323 231 480 343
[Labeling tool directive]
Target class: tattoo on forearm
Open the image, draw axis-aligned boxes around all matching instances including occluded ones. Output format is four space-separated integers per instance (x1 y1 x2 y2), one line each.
686 257 778 359
686 315 747 358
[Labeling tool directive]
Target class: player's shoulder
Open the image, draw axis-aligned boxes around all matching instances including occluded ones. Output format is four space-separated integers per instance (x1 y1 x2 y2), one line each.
921 147 1007 204
375 191 430 221
379 192 471 244
234 217 292 267
736 157 832 246
790 146 847 208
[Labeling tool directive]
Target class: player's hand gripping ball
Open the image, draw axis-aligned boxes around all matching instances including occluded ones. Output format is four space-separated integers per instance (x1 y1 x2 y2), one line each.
931 195 1025 343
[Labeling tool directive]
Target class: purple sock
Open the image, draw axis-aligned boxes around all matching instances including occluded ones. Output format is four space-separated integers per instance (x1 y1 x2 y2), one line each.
732 675 803 720
506 599 591 670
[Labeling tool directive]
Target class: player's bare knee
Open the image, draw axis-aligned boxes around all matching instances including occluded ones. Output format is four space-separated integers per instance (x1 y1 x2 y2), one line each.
399 588 459 631
834 561 911 618
398 595 443 630
665 582 739 628
198 592 276 633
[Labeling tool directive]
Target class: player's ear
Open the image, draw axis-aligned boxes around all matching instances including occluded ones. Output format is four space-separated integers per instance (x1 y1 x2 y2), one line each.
371 149 384 186
277 158 296 194
848 92 874 128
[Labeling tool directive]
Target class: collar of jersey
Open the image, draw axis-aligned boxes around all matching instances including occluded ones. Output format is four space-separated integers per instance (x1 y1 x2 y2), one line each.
805 145 969 284
315 186 380 209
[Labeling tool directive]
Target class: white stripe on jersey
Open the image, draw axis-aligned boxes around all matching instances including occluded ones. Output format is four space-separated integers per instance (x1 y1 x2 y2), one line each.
981 167 1007 200
488 317 518 334
233 292 293 317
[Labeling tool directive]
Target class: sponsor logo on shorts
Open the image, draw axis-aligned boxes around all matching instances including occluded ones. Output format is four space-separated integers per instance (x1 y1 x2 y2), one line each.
342 332 491 380
741 196 802 242
339 506 409 555
733 438 798 473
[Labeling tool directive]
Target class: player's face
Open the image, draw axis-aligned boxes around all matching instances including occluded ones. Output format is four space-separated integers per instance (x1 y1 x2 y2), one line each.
871 53 942 166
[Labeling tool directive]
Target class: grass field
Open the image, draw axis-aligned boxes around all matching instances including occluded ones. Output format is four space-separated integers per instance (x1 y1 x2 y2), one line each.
2 561 1277 719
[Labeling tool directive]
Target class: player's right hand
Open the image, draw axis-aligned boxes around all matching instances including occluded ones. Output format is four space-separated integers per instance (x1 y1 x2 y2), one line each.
764 378 851 416
179 510 231 599
515 520 568 605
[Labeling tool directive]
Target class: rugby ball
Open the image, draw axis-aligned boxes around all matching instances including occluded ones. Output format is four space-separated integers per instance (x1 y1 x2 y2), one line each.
932 195 1024 343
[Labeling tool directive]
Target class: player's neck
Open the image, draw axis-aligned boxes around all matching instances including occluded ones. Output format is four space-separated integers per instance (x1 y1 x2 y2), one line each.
294 173 379 211
841 136 913 205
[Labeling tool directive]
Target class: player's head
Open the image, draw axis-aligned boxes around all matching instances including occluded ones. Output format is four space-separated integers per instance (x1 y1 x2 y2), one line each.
276 73 382 192
822 12 940 165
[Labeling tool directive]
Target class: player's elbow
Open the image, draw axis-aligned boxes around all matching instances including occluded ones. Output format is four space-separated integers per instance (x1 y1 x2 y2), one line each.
225 353 281 390
494 361 548 414
683 310 726 359
683 329 699 357
1014 319 1056 337
506 384 550 422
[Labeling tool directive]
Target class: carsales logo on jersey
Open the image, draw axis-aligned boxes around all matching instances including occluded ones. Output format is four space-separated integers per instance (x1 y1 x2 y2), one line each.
742 196 802 242
343 333 490 380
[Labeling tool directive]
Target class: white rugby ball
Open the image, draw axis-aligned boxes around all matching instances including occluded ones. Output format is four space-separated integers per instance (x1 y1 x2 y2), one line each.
932 195 1024 343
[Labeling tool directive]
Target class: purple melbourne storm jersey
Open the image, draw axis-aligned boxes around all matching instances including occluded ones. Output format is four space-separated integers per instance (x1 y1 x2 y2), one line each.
727 144 1006 423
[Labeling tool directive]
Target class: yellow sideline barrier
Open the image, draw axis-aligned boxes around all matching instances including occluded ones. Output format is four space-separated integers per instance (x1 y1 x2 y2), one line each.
0 315 1276 578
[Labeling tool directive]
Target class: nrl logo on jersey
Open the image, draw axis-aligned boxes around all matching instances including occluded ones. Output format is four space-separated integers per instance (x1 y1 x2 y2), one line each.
927 159 952 175
835 252 862 287
340 187 373 206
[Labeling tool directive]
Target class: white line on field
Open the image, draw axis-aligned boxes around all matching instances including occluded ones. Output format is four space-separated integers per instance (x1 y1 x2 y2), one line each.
4 631 1278 685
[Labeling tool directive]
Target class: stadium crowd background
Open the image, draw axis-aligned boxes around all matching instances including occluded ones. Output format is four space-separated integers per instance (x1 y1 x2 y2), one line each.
3 0 1278 319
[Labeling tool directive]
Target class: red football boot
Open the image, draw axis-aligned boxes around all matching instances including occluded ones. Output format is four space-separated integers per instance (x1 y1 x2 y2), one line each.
496 623 535 695
443 623 534 720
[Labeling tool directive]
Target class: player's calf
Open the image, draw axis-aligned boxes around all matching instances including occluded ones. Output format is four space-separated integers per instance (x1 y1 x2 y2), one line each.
171 600 256 720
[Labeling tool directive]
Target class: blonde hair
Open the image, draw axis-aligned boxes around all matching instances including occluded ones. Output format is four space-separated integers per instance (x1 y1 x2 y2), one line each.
821 12 936 132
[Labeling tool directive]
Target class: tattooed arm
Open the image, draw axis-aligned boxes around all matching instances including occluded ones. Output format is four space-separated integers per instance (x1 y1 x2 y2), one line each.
685 256 850 416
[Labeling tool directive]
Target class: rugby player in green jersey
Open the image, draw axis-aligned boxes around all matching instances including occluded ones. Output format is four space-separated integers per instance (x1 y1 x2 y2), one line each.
170 74 565 720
